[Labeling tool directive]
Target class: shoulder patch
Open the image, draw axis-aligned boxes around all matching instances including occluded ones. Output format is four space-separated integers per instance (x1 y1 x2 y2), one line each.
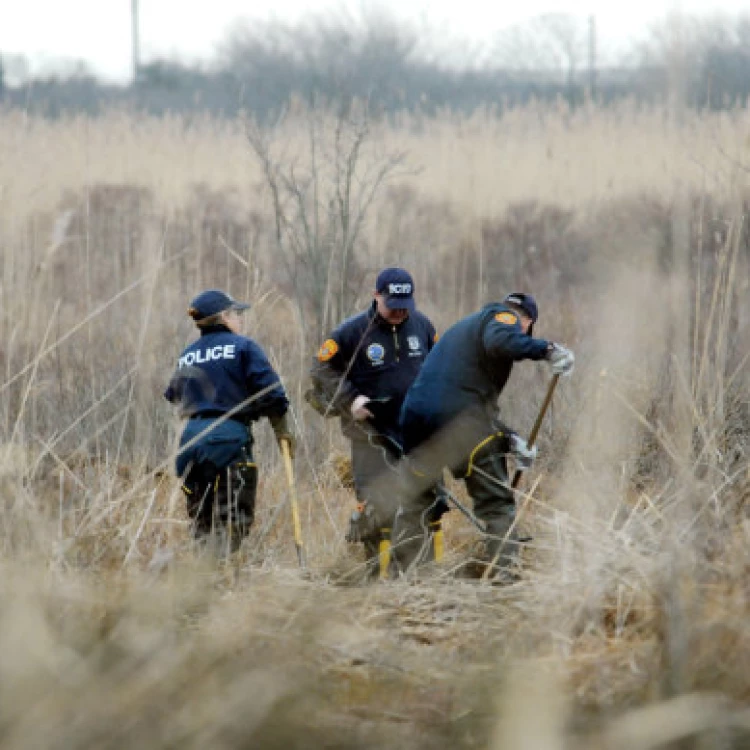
494 312 518 326
317 339 339 362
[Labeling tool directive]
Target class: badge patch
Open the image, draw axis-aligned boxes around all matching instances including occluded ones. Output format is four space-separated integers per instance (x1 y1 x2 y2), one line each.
494 312 518 326
366 343 385 364
388 283 412 294
317 339 339 362
407 336 421 351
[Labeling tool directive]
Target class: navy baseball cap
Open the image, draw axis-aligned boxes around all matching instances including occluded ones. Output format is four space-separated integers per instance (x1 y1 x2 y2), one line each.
503 292 538 322
376 268 415 311
188 289 250 319
503 292 539 334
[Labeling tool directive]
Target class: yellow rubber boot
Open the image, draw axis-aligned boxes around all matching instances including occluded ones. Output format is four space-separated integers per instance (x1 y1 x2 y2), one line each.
378 528 391 580
430 520 444 562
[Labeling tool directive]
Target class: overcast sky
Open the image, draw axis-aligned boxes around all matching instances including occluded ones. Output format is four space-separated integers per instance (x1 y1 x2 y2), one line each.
1 0 747 82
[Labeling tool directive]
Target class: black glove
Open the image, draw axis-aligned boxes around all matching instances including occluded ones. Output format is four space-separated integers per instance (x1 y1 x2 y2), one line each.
427 484 451 523
270 412 296 458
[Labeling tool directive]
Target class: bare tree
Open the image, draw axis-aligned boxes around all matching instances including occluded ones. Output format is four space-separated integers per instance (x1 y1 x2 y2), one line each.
494 13 588 88
634 11 750 107
0 54 30 87
246 99 408 340
219 10 424 112
539 14 587 89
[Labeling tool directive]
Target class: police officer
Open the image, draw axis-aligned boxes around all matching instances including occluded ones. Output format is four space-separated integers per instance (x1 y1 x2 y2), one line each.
165 289 294 554
395 292 574 576
308 268 438 561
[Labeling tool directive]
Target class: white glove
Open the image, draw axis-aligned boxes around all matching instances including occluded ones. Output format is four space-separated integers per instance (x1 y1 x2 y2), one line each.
350 395 374 421
510 433 538 472
546 343 575 376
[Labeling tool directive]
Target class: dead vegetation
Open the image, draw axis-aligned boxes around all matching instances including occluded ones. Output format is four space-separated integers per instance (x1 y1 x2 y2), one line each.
0 100 748 747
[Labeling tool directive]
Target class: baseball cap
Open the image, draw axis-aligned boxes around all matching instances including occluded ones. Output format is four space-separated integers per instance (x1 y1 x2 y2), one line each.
188 289 250 319
376 268 415 312
503 292 539 334
502 292 538 322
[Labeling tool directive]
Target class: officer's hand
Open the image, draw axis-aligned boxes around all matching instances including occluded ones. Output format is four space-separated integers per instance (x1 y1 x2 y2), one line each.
271 413 296 459
510 433 538 472
546 343 575 376
350 395 374 421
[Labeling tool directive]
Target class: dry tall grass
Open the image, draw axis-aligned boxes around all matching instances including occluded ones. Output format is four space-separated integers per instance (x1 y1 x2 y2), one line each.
0 100 748 748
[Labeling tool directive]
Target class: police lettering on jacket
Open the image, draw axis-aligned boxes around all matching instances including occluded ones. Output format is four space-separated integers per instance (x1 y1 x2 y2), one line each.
400 303 549 449
165 326 288 423
178 344 236 368
311 303 437 434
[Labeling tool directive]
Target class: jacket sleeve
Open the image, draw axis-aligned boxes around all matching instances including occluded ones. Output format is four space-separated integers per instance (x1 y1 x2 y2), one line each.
482 311 549 363
163 363 216 416
425 317 438 353
242 341 289 420
164 368 192 408
309 327 359 414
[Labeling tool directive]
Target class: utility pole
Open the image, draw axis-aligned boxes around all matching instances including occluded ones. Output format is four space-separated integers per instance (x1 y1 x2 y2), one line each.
588 14 597 99
131 0 140 84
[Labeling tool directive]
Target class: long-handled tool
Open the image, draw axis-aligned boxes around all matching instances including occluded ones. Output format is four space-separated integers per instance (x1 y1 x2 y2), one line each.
280 439 306 570
511 373 560 489
481 373 560 581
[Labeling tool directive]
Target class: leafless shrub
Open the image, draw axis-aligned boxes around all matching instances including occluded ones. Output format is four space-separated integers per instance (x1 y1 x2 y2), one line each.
0 102 748 747
246 98 410 340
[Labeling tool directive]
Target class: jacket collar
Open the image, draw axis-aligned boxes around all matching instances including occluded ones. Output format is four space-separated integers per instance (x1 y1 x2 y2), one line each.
368 300 409 329
199 324 233 336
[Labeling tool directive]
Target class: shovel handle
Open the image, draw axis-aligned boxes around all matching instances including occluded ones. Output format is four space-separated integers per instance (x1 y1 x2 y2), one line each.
281 439 306 569
510 373 560 489
482 374 561 582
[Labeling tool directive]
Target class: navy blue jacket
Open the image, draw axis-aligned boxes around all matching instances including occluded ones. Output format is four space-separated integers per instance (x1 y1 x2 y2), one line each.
400 303 549 452
310 303 437 440
165 325 289 425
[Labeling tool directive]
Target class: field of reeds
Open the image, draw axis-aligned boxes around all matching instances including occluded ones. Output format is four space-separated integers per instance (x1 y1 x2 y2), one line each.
0 98 749 748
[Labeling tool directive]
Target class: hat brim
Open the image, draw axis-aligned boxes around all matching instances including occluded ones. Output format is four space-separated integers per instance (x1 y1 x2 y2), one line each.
228 301 251 312
383 295 415 312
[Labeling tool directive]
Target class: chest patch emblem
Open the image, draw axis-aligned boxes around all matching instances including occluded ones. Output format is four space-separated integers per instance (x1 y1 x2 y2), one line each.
407 336 421 351
366 343 385 364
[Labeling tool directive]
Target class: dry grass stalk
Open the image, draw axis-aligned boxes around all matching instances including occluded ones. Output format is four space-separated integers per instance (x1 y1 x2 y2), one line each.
0 99 747 747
